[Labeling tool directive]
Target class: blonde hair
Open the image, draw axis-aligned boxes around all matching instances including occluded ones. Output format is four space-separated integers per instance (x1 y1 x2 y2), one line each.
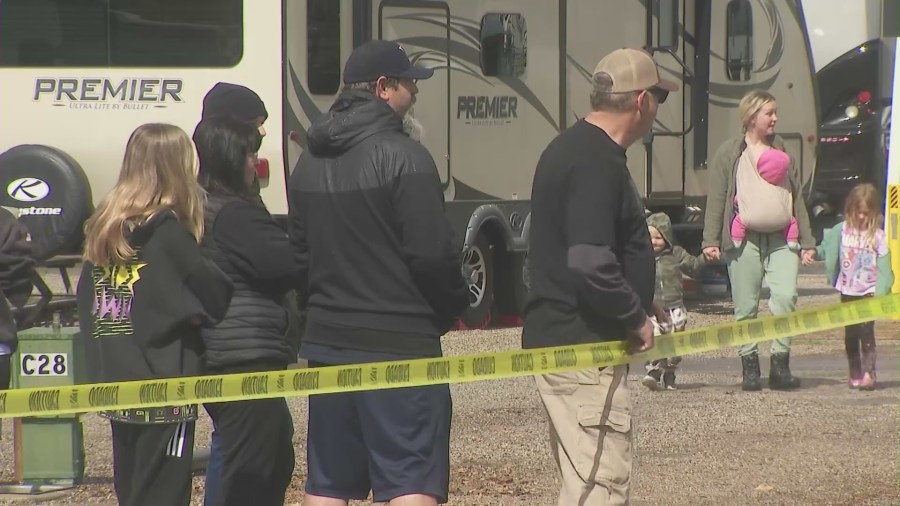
843 183 883 248
739 90 776 133
83 123 205 265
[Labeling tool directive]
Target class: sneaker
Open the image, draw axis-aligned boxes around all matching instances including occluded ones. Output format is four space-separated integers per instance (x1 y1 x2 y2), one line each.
663 372 676 390
642 370 661 391
849 378 861 389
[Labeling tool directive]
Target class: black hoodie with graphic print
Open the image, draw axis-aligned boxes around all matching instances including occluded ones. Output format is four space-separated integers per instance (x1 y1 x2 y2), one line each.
77 211 233 389
288 90 468 358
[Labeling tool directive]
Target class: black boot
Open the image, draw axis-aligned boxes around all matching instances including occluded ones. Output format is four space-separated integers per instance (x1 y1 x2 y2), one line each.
741 353 762 391
769 353 801 390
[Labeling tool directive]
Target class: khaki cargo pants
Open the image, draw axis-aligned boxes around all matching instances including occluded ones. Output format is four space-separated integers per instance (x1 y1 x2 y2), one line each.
535 365 631 506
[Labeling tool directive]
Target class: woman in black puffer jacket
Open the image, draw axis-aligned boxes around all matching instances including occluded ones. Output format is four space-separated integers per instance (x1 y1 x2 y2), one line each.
193 116 299 506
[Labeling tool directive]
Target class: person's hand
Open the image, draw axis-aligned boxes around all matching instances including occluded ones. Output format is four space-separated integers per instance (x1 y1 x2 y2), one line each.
651 302 672 333
628 316 655 354
651 302 670 325
702 246 720 262
801 249 816 266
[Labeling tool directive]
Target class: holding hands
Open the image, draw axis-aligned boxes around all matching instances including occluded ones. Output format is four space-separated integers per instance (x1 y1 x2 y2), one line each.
703 245 816 265
702 246 720 262
801 248 816 266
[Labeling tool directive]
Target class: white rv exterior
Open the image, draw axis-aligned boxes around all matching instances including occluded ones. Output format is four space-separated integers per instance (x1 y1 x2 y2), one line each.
803 0 887 72
0 0 819 327
0 0 287 213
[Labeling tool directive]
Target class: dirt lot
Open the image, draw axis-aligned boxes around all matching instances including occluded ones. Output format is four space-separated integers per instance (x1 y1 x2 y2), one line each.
0 263 897 505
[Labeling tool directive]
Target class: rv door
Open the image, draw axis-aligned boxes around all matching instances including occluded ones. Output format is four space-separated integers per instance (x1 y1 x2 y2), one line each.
377 1 451 188
646 0 689 206
284 0 355 176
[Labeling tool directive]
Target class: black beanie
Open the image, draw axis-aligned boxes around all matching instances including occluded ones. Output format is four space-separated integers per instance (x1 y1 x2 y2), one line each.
201 82 268 123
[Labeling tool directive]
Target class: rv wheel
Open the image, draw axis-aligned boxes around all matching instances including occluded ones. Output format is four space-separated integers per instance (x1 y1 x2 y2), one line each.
460 234 494 329
0 145 93 261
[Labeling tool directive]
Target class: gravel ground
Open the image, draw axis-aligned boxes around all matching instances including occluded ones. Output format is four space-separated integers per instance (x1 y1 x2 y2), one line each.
0 262 897 505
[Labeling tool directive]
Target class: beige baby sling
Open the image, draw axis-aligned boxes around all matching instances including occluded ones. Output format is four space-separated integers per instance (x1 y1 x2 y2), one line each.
734 148 793 233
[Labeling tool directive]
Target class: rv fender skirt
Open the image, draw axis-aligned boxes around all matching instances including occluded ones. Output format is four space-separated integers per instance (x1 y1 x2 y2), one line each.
0 145 93 261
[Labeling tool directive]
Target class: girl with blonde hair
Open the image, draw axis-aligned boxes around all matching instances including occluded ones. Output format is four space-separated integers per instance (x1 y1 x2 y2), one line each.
816 183 894 390
76 123 233 506
701 89 816 391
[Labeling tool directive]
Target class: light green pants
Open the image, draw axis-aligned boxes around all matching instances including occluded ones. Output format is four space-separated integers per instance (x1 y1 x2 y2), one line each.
726 232 800 356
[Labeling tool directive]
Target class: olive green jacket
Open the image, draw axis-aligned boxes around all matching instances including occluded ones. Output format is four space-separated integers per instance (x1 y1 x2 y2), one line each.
702 135 815 252
648 212 705 309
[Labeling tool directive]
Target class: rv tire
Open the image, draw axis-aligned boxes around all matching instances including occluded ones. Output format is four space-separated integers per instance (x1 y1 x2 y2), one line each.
0 145 93 261
460 234 494 329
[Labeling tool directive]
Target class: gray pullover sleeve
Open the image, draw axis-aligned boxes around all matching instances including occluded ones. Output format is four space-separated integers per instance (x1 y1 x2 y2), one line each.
567 244 647 330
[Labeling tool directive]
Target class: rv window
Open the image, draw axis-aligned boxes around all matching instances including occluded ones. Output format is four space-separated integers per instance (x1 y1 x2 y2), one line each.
480 14 527 78
0 0 243 68
654 0 679 49
725 0 753 81
307 0 341 95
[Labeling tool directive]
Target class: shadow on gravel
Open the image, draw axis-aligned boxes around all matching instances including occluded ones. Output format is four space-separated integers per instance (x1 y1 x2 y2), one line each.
774 376 843 389
659 382 705 391
861 379 900 389
797 287 840 297
683 300 734 315
635 377 845 392
716 377 844 390
75 476 114 485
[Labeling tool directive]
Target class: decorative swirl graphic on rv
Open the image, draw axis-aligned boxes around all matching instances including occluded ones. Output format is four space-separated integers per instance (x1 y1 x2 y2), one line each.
402 43 492 85
757 0 784 72
386 13 482 47
286 62 320 151
386 13 557 130
568 56 593 83
707 0 786 107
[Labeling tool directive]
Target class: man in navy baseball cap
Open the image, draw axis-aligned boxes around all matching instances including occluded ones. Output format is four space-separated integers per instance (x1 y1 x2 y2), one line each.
338 39 433 118
342 39 434 84
291 37 466 506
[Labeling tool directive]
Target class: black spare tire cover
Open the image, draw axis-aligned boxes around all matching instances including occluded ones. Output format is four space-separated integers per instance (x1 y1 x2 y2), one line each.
0 145 93 261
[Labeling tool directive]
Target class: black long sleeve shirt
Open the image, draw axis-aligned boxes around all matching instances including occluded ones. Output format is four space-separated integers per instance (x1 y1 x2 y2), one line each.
523 119 655 349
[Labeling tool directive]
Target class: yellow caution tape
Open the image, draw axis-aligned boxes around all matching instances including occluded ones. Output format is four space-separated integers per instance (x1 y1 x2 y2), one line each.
1 294 897 419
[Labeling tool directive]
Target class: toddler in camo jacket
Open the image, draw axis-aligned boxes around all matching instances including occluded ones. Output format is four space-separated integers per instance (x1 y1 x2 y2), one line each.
643 212 706 390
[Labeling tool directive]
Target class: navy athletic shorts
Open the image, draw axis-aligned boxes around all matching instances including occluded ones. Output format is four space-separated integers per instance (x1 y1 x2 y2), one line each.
304 360 452 503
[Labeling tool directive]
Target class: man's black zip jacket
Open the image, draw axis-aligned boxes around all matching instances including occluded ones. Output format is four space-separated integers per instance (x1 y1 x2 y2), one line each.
288 90 468 357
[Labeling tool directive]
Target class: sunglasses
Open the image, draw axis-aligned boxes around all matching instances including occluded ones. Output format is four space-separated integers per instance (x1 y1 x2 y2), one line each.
379 77 419 88
646 86 669 104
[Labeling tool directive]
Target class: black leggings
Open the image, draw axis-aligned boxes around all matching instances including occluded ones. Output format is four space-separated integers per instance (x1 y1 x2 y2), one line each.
841 294 876 377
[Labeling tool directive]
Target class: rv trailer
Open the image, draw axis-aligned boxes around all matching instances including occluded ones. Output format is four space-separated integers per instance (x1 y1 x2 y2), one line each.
0 0 818 329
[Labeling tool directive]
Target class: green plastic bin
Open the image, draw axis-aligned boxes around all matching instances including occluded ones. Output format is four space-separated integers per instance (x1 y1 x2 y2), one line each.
11 327 86 486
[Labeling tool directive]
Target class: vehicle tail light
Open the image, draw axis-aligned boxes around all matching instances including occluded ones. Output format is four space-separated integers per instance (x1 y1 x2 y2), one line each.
857 90 872 104
257 157 270 182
